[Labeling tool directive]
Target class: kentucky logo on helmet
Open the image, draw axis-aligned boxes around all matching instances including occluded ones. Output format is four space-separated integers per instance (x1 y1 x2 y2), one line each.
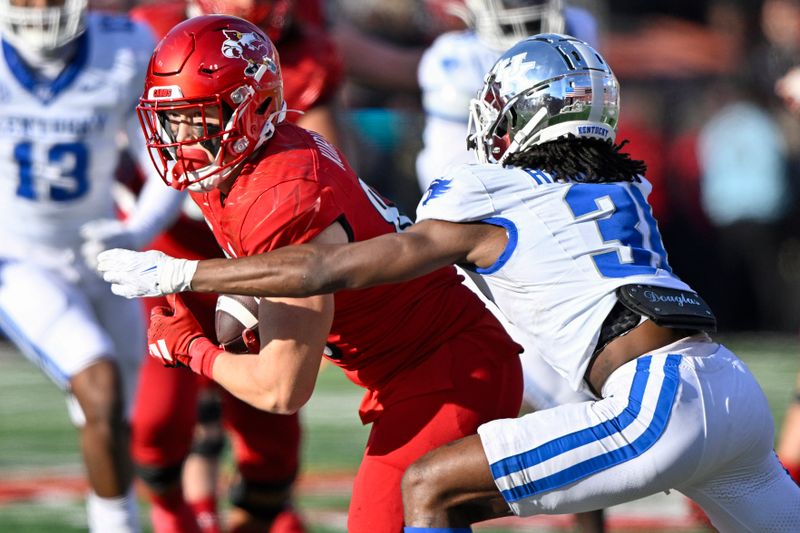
221 30 278 81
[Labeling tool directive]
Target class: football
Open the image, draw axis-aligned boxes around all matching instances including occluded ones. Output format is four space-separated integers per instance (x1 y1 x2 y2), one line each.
215 294 261 354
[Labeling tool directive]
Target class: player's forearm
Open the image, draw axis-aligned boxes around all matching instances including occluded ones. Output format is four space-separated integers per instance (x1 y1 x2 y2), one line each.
209 350 316 414
190 245 345 297
190 232 458 298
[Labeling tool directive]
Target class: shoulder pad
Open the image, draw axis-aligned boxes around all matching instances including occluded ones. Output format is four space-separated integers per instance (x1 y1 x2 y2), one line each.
416 164 496 223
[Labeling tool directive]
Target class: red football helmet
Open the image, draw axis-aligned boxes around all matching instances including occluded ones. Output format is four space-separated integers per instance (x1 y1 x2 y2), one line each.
190 0 295 42
138 15 284 191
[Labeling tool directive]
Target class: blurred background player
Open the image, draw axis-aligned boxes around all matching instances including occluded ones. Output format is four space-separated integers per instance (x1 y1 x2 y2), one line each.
416 0 597 191
0 0 183 531
124 1 342 531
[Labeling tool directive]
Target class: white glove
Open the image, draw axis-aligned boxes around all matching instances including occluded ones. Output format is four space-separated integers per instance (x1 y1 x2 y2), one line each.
80 219 143 270
96 248 198 298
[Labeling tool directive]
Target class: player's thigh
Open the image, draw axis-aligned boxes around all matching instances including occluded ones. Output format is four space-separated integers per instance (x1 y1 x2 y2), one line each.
0 260 114 389
130 354 201 467
349 393 462 533
221 391 301 484
478 352 707 516
682 452 800 533
349 351 521 532
88 275 146 409
678 344 799 532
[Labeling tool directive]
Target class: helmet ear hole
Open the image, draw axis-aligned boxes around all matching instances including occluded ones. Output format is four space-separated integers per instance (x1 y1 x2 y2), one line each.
219 102 234 128
496 109 513 137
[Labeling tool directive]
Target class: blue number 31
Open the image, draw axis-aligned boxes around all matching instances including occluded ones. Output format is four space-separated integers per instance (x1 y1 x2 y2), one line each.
565 183 671 278
15 141 89 202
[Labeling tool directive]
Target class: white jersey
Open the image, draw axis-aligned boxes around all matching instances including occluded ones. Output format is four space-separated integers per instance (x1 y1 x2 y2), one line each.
0 13 155 251
416 7 598 190
416 164 691 392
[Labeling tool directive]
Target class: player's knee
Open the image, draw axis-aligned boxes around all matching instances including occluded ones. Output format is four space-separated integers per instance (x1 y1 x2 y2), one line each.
135 461 182 494
190 431 226 458
402 454 442 512
228 476 294 523
191 393 225 458
70 359 124 428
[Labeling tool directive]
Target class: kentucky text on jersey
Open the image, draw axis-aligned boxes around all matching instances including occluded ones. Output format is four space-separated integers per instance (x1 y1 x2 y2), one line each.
0 114 108 136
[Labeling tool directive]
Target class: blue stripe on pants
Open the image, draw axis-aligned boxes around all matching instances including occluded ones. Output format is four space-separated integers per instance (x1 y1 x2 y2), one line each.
0 305 70 387
491 354 681 502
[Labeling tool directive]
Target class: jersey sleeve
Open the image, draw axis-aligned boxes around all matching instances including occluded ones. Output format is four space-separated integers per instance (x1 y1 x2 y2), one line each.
238 178 344 254
415 165 496 223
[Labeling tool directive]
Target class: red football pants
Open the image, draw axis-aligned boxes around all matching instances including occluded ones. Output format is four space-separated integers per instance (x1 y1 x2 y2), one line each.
346 320 523 533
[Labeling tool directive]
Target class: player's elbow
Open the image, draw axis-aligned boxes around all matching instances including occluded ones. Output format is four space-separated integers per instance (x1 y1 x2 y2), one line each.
249 386 311 415
248 394 302 415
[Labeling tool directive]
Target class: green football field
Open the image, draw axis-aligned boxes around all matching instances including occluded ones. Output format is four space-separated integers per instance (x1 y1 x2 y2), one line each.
0 335 797 532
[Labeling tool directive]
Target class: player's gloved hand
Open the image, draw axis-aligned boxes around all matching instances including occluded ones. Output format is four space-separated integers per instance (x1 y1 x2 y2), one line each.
148 294 223 377
96 248 198 298
80 219 143 270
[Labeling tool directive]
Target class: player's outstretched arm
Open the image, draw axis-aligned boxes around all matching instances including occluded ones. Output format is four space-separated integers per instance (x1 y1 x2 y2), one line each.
190 219 502 296
97 219 505 298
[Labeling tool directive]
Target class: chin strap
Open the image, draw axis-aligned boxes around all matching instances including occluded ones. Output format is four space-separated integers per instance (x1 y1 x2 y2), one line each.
254 101 288 151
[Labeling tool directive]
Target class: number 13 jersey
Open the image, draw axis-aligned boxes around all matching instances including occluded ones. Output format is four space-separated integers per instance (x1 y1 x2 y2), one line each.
0 13 155 249
416 163 692 394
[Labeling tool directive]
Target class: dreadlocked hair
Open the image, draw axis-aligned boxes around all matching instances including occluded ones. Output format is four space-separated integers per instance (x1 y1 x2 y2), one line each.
504 135 646 183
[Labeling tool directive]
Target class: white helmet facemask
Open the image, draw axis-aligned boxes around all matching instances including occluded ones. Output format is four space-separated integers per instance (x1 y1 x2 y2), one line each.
182 100 287 193
0 0 88 55
465 0 564 51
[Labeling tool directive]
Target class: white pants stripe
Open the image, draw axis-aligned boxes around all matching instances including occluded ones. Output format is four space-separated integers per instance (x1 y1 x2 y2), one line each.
490 354 680 501
0 304 70 387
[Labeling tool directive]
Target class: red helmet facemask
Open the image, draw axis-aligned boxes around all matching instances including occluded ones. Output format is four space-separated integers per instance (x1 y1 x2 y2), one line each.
191 0 295 42
138 15 284 192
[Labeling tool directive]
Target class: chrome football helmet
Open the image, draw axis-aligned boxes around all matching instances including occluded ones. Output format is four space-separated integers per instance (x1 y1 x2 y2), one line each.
467 34 619 165
465 0 564 51
0 0 88 54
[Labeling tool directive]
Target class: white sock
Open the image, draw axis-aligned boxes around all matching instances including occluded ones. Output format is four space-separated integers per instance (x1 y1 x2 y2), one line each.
86 487 140 533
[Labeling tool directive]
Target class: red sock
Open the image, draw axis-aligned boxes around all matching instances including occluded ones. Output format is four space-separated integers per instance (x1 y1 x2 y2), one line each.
270 507 307 533
150 488 201 533
188 496 220 533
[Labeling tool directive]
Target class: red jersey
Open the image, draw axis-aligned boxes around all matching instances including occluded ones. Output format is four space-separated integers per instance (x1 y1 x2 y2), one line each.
191 124 504 414
128 2 342 259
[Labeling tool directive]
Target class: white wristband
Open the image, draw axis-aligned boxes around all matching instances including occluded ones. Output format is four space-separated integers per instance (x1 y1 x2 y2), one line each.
159 258 199 294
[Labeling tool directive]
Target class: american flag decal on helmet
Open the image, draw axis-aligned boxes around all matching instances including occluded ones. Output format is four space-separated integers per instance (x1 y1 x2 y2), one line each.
565 86 591 98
